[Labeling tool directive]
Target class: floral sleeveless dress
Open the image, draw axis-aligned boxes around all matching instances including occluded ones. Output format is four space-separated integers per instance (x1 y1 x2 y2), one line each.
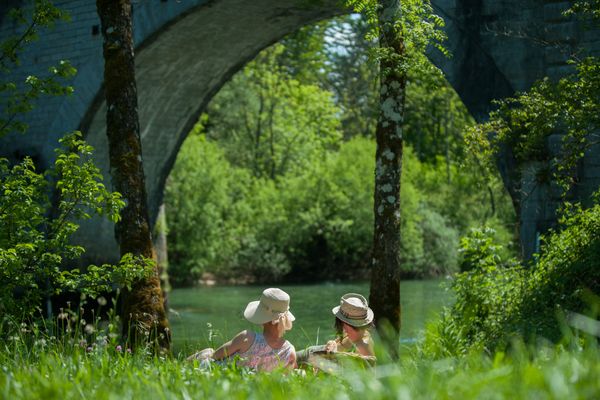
236 332 295 371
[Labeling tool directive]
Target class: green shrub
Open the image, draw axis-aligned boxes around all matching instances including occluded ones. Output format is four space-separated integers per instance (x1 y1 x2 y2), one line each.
164 132 250 286
458 227 506 272
0 133 152 320
418 206 459 276
166 133 506 283
424 203 600 356
516 203 600 341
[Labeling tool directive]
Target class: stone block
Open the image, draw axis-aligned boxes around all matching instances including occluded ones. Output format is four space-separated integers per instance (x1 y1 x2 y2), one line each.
520 220 539 260
543 2 571 22
576 179 600 205
521 193 545 217
582 165 600 179
546 133 564 157
583 142 600 166
546 64 576 80
543 201 559 221
481 2 503 16
544 45 570 65
544 21 579 44
584 155 600 168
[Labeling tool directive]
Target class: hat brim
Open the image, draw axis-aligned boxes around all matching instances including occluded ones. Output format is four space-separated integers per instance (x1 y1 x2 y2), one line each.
244 301 295 325
332 305 374 327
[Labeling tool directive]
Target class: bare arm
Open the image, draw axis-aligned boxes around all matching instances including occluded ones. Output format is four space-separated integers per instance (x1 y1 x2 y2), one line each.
212 330 254 360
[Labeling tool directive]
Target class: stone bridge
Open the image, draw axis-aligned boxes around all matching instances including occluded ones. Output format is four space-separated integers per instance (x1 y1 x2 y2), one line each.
1 0 598 264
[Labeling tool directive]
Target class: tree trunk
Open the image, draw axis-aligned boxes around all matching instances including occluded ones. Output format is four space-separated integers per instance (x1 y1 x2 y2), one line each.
96 0 170 351
154 203 171 311
369 0 406 354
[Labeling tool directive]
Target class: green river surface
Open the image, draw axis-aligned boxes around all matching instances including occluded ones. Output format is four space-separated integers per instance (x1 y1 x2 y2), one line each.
168 279 453 354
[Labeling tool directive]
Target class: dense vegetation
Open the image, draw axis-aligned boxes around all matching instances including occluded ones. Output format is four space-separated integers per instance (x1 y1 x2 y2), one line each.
0 1 151 324
1 0 599 398
423 202 600 357
164 17 515 286
422 0 600 356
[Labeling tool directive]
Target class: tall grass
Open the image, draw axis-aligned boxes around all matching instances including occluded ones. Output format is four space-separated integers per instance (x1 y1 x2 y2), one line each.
1 317 599 399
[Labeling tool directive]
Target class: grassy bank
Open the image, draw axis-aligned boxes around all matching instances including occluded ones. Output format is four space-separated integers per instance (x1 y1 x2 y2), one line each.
1 334 599 399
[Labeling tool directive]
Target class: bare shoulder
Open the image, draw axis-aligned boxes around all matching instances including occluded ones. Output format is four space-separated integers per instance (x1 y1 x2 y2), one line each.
232 330 255 351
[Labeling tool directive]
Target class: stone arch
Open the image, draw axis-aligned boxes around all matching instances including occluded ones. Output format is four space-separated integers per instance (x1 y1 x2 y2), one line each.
77 0 347 263
1 0 596 263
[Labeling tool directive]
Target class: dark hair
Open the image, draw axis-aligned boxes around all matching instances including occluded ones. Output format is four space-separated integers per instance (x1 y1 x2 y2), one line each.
334 316 374 336
334 317 345 336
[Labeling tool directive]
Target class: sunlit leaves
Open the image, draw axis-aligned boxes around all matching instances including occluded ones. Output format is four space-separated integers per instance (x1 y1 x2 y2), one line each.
468 57 600 193
0 132 143 320
207 44 343 179
0 1 74 138
425 201 600 355
345 0 447 76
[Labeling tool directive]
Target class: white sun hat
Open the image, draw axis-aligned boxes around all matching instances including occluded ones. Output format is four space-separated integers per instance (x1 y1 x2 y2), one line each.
332 293 374 327
243 288 295 325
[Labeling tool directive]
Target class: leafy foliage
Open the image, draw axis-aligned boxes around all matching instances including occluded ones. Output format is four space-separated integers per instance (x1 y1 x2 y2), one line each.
424 202 600 356
423 1 600 358
404 61 474 163
166 127 511 284
166 7 515 284
345 0 447 72
0 0 75 138
565 0 600 20
0 2 152 321
0 133 152 319
466 3 600 193
468 58 600 189
206 44 342 179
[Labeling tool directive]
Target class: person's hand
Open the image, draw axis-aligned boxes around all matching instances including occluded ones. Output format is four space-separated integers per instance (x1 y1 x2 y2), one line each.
324 340 338 353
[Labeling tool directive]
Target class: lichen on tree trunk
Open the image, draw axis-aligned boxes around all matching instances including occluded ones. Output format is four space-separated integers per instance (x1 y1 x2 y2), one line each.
154 203 171 311
96 0 170 351
369 0 405 352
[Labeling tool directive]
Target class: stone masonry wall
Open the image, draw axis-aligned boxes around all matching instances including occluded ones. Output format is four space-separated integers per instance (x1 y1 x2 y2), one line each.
0 0 598 264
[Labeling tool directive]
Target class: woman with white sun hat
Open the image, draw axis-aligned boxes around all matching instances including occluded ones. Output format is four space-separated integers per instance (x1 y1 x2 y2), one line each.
187 288 296 370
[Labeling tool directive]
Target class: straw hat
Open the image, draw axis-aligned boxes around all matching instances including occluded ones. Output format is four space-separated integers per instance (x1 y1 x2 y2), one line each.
332 293 374 327
244 288 295 325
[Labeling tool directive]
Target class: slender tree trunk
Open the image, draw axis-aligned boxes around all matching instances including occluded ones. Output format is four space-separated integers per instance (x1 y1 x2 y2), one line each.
96 0 170 351
154 203 171 311
369 0 406 353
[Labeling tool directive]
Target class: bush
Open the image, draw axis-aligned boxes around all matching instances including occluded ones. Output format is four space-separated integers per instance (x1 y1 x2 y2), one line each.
423 202 600 356
0 133 152 320
418 206 459 276
164 132 249 286
166 134 502 283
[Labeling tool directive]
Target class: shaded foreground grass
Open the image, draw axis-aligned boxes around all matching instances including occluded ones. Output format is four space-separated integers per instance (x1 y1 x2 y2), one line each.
1 338 599 399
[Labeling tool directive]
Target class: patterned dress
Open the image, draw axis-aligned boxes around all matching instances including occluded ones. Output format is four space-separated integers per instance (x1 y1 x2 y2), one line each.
235 332 295 371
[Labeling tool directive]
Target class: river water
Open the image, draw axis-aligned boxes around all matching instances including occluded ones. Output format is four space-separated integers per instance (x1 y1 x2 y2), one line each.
168 279 453 353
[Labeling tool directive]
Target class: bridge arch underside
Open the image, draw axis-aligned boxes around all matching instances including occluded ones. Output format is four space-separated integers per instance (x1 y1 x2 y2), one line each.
78 0 346 263
77 0 552 264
